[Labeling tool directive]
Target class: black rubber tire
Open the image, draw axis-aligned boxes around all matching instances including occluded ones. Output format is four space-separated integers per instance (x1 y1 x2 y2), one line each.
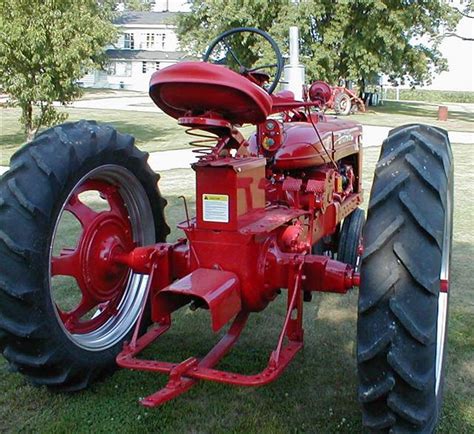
337 207 365 268
334 92 352 116
357 124 453 432
0 120 169 391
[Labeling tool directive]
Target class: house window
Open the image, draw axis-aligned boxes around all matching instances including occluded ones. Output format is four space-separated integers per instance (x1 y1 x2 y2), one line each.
158 33 166 50
142 61 159 74
124 33 134 49
146 33 155 49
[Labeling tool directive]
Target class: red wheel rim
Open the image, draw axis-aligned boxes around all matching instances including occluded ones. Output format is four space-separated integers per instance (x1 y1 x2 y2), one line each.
51 179 134 334
49 165 155 350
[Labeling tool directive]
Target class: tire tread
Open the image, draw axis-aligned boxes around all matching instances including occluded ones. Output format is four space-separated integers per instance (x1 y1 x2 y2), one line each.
357 124 452 432
0 120 169 390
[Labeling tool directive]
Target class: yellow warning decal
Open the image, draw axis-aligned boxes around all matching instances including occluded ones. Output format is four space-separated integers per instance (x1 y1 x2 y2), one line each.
204 194 228 201
203 194 229 223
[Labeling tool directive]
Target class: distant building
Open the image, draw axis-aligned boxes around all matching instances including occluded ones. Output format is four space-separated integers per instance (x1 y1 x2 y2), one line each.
81 2 192 91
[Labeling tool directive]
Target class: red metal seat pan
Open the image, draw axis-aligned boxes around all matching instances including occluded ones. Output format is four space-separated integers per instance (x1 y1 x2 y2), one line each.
149 62 273 125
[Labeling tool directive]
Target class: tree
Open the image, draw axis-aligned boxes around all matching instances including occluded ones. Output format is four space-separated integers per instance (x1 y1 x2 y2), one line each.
176 0 460 93
0 0 116 141
443 0 473 41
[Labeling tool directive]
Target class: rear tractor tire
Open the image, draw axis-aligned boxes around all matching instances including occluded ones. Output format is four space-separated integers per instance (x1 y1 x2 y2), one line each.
0 121 169 391
357 124 453 432
334 92 352 116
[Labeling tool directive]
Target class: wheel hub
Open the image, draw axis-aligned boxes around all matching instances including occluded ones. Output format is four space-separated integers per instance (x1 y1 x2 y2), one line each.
80 214 134 303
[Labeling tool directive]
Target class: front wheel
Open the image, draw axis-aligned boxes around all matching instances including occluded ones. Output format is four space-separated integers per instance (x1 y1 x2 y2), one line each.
337 207 365 269
0 121 169 390
357 124 453 432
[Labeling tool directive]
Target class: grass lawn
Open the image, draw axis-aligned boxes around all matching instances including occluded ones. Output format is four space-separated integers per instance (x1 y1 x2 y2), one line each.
350 100 474 132
0 143 472 433
0 107 190 166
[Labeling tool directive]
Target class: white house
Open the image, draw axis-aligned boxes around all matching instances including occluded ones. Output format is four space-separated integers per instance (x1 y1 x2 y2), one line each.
81 2 192 91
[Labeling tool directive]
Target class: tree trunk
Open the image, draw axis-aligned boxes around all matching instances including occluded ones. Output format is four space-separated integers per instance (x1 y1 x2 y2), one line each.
26 129 35 143
358 78 366 98
24 102 35 142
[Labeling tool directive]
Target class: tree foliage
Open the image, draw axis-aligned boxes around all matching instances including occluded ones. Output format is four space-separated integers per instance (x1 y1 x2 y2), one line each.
0 0 116 141
176 0 460 90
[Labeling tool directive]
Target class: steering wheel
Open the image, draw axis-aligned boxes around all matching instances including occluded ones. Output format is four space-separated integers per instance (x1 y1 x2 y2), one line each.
203 27 284 94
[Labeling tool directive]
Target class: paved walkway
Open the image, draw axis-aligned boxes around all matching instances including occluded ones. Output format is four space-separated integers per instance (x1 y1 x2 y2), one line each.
148 125 472 172
0 124 472 176
59 96 155 112
362 125 473 147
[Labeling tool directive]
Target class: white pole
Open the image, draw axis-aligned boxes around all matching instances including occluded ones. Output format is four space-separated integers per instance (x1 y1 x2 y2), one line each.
289 27 299 66
283 26 305 100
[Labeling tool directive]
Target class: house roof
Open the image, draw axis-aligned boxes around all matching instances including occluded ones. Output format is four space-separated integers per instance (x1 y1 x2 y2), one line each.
114 12 179 26
106 49 191 62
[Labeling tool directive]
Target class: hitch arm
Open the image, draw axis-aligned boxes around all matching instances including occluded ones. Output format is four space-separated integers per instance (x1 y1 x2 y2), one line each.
129 311 250 407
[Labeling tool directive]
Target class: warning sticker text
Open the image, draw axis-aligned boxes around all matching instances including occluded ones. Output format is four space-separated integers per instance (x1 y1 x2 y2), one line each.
202 194 229 223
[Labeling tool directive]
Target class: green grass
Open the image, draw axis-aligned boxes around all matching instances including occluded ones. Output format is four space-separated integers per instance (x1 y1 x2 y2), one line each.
0 107 191 165
350 100 474 132
384 88 474 104
0 143 472 433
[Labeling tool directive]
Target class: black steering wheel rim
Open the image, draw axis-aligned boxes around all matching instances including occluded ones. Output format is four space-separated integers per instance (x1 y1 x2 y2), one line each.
203 27 284 94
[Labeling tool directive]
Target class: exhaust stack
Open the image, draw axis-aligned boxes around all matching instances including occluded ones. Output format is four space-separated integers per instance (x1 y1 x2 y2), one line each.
283 26 305 100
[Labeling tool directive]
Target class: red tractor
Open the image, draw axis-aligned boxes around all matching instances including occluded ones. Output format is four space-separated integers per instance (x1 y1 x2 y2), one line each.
0 28 453 432
309 80 366 115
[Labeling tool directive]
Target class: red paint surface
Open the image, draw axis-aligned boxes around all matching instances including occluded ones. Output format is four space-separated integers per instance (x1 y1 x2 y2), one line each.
51 180 134 334
155 268 242 332
440 279 449 293
109 60 366 405
149 62 272 124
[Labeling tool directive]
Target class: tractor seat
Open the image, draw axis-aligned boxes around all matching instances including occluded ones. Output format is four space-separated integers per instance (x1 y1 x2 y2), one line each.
149 62 273 125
